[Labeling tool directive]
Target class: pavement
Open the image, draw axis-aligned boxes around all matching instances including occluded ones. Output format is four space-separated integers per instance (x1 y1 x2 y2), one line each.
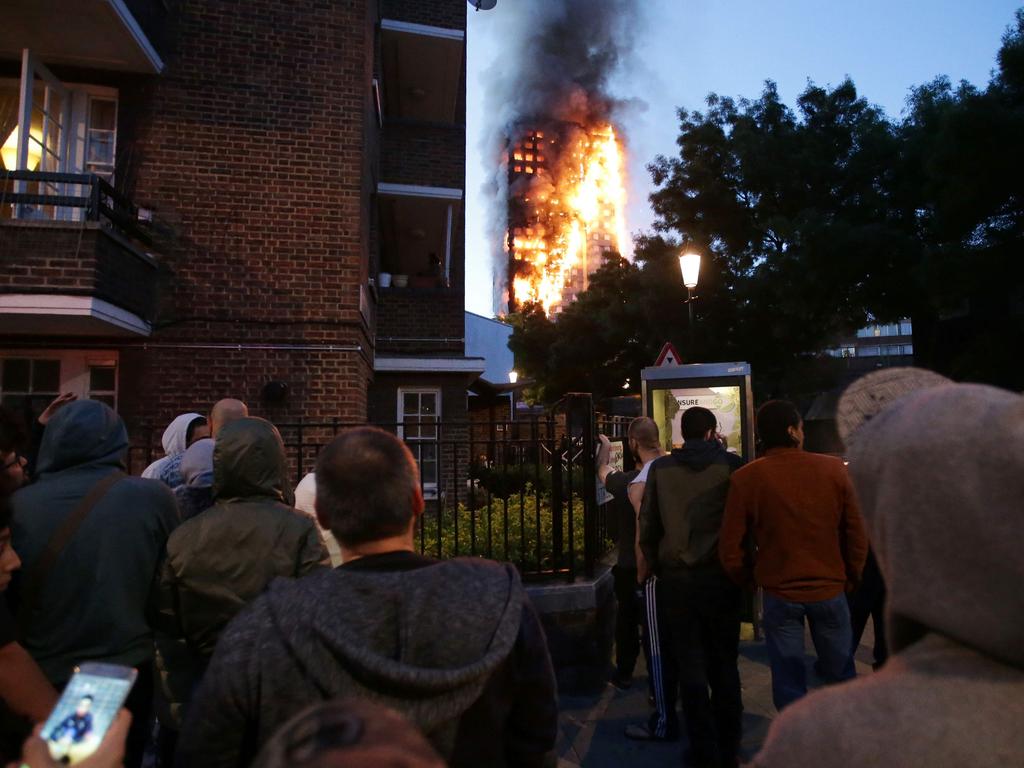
556 620 879 767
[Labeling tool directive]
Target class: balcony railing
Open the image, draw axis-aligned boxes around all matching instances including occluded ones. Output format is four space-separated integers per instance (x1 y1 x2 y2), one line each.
1 170 152 246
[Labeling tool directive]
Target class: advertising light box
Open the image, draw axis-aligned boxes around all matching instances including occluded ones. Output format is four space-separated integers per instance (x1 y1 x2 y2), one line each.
641 362 755 459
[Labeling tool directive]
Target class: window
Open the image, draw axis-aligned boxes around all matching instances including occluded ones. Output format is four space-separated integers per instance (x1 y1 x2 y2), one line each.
0 351 118 423
86 98 117 182
899 320 913 336
857 345 881 357
88 364 117 408
397 388 440 494
0 358 61 421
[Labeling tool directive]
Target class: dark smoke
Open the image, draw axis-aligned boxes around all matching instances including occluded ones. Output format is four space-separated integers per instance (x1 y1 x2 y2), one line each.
480 0 642 314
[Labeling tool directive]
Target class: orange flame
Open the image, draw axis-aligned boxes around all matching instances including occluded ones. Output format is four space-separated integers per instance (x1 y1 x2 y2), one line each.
510 125 627 315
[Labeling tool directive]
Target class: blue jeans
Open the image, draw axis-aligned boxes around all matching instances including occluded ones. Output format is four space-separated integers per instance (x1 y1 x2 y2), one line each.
763 592 854 711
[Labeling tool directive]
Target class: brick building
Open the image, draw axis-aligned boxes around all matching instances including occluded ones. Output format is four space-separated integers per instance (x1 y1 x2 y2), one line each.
0 0 481 484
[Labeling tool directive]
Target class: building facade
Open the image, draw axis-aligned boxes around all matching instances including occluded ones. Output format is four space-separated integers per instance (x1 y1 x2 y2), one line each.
1 0 479 478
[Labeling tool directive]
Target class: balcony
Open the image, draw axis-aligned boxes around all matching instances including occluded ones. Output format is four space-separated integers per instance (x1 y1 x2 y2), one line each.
0 0 164 73
379 19 464 123
376 182 462 294
0 171 158 336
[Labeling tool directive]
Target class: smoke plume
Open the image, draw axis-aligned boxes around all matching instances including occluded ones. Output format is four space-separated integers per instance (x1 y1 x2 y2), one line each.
480 0 641 314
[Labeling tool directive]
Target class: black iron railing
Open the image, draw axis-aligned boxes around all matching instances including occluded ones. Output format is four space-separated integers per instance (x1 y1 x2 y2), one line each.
129 407 631 583
1 170 152 245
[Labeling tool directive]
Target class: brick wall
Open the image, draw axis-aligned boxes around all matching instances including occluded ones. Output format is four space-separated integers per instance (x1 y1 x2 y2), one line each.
380 0 465 29
115 0 377 427
0 222 158 319
375 288 464 355
380 122 466 189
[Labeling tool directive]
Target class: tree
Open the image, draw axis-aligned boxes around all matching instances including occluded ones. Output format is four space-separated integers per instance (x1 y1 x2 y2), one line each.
896 9 1024 388
509 9 1024 402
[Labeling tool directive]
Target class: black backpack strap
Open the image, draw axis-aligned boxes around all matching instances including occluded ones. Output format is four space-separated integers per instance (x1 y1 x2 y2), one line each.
17 471 126 638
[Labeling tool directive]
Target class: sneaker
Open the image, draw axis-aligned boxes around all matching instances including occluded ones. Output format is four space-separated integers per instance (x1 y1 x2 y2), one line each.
624 724 679 742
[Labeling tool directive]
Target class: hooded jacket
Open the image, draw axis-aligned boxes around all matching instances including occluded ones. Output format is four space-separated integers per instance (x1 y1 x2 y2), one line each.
157 418 326 662
751 384 1024 767
141 412 203 483
173 438 215 522
176 554 558 768
155 419 326 730
638 440 745 572
9 400 178 684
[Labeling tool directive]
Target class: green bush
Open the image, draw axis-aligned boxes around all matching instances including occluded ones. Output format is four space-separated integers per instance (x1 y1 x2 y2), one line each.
417 483 611 576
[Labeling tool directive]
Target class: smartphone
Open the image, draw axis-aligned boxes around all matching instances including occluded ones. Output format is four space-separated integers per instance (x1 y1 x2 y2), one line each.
40 662 137 764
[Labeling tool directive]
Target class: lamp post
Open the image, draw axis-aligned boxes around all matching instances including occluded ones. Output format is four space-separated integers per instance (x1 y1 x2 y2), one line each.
679 251 701 353
508 369 518 421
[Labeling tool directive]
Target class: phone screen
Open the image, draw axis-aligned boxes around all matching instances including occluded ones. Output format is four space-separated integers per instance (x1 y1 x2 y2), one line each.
41 664 136 764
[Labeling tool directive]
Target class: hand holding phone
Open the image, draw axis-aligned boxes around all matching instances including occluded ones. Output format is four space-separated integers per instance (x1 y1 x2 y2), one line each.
35 663 136 765
17 710 131 768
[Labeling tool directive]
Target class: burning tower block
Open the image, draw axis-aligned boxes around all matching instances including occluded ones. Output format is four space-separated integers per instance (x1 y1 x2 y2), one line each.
506 121 626 315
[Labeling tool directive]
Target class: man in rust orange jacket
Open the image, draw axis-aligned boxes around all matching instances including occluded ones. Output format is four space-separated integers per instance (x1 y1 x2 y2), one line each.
719 400 867 711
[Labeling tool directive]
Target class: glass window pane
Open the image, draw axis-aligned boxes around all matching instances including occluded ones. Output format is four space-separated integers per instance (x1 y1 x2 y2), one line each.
89 99 116 131
2 359 30 392
904 343 913 355
900 321 913 335
87 134 114 167
32 360 60 392
90 365 116 392
421 394 436 416
90 394 115 408
0 395 26 411
402 392 418 416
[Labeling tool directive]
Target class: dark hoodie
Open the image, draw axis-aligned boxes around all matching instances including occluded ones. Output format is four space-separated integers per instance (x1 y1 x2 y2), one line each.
9 400 178 684
751 383 1024 767
176 553 558 768
157 418 325 663
639 440 744 573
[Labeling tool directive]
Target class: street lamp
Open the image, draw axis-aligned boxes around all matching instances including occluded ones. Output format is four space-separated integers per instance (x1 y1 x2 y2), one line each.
508 369 518 421
679 251 701 352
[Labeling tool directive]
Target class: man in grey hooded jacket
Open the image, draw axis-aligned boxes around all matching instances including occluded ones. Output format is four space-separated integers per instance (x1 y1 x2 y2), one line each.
751 372 1024 767
177 426 558 768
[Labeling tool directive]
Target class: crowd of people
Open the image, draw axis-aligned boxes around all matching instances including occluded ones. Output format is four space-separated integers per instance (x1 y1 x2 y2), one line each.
596 367 1024 768
0 364 1021 768
0 395 557 767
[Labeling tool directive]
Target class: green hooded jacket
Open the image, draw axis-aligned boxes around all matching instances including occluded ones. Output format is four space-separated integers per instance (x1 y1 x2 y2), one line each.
156 417 325 703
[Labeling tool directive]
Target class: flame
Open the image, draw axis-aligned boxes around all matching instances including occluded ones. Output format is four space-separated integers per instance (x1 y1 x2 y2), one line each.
509 124 627 315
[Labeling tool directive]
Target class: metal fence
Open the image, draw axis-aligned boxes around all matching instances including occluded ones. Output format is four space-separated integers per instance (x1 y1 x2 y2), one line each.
128 395 631 583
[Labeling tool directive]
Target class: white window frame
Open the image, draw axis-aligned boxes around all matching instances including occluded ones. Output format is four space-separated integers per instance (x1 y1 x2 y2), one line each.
396 387 441 498
0 350 119 411
2 64 119 222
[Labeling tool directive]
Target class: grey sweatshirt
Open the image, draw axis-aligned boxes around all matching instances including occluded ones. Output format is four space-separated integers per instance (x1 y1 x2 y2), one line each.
176 553 558 768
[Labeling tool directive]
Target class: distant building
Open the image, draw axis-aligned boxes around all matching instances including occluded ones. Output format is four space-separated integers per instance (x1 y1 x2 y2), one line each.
506 123 620 315
822 318 915 380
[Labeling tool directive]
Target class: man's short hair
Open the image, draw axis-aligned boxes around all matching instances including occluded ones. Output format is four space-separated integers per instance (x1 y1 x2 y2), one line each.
627 417 659 450
681 407 717 440
757 400 802 450
315 427 420 546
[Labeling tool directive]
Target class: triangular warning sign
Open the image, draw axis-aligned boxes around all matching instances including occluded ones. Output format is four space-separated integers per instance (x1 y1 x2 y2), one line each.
654 342 683 367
